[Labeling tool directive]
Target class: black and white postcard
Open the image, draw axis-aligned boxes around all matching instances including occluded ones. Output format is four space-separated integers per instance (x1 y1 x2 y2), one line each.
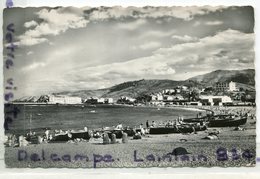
3 5 256 168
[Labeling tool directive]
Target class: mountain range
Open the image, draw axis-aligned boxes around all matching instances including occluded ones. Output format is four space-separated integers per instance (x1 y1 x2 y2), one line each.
15 69 255 102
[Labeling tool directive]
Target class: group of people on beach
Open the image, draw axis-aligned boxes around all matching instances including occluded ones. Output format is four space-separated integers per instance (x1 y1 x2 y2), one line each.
200 106 255 116
145 116 185 129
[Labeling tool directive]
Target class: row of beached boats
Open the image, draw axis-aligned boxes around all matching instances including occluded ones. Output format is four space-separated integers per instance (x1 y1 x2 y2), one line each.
27 114 247 142
4 113 248 147
149 114 248 134
49 127 137 142
183 114 248 127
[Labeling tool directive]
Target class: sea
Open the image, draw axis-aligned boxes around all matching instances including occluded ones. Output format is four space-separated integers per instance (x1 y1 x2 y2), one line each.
5 104 206 135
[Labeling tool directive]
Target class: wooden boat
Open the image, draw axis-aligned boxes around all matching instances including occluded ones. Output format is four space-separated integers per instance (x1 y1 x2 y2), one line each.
51 133 70 142
51 131 91 141
149 124 206 135
149 127 173 134
70 131 91 140
208 117 247 127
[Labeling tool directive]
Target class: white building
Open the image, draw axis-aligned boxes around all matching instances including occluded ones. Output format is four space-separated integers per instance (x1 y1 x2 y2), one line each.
163 89 175 94
229 81 238 91
157 94 163 101
105 98 113 104
200 95 232 106
176 89 181 93
181 86 188 90
166 96 174 101
151 94 163 101
48 95 82 104
97 98 105 103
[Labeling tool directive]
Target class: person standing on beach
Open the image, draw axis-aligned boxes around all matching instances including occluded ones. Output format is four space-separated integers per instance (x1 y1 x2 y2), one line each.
45 129 50 140
146 120 149 128
151 121 156 127
140 124 145 135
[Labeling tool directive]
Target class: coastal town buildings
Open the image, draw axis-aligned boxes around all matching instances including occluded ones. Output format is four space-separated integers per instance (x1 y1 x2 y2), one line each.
48 95 82 104
117 96 136 104
44 82 245 106
215 81 238 92
85 97 114 104
163 94 184 102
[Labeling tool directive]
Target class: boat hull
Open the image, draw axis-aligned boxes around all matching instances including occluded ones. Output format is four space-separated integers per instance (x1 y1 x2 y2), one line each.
149 125 206 135
71 131 91 140
208 117 247 127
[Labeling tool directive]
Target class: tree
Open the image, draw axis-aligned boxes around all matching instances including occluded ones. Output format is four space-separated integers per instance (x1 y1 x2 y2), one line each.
135 94 152 103
189 89 200 101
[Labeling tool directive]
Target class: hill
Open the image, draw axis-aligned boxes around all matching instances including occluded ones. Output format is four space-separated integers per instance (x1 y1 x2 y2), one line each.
102 79 181 99
51 79 204 100
188 69 255 86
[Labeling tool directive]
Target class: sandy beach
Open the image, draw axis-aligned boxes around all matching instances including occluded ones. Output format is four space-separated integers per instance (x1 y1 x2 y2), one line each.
4 106 256 168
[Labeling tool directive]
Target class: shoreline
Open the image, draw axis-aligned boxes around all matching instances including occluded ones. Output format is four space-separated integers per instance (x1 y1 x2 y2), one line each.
7 102 254 114
9 102 208 112
5 104 255 135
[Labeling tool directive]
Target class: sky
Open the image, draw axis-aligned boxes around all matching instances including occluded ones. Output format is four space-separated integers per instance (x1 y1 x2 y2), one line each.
3 6 255 98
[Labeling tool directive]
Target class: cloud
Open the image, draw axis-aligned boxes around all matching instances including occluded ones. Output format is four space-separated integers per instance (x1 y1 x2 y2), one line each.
17 36 48 46
17 6 227 46
22 62 46 71
26 51 34 55
171 35 198 43
18 8 89 46
156 29 254 72
117 19 146 30
132 41 161 50
37 8 88 33
24 20 38 28
193 20 223 26
193 21 201 27
205 20 223 25
63 29 254 89
65 53 176 85
86 6 227 21
140 30 176 39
